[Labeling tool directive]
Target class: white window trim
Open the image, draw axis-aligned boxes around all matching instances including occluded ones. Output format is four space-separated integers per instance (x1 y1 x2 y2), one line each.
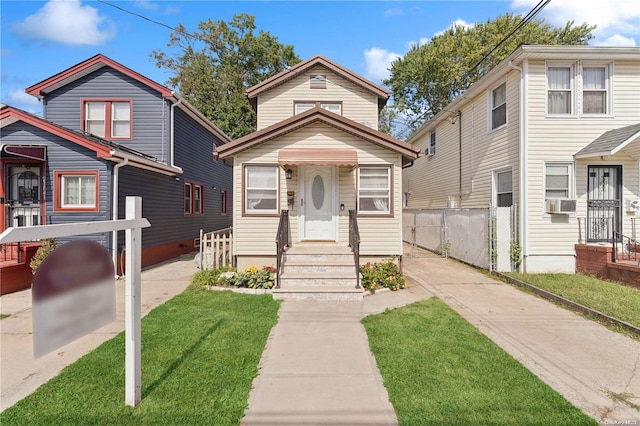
544 161 575 200
488 82 507 132
357 166 392 215
545 62 576 117
244 165 279 215
493 168 513 208
60 174 97 209
580 62 613 117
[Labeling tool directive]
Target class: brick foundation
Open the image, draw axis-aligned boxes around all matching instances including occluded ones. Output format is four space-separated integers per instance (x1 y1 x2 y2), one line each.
575 244 640 288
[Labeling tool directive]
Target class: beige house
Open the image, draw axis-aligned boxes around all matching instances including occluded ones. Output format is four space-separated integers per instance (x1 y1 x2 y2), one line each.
404 45 640 273
216 56 421 298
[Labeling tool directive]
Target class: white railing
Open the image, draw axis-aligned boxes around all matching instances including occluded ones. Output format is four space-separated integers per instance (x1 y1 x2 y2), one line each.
198 227 234 269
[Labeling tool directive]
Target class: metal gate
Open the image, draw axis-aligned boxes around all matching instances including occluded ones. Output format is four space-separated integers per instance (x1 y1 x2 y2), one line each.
587 165 621 242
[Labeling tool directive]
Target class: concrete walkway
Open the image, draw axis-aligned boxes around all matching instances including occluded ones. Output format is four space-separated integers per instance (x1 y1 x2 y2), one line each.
0 254 196 411
401 243 640 424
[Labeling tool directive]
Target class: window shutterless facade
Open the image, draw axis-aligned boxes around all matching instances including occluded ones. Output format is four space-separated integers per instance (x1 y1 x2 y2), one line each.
494 169 513 207
244 165 279 214
193 185 203 214
184 183 192 214
221 190 227 215
545 163 573 199
491 82 507 129
546 64 573 115
358 166 391 214
582 65 609 115
83 99 132 139
54 170 99 212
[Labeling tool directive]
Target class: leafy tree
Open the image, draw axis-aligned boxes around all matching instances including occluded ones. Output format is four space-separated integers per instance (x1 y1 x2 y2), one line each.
383 13 595 136
152 14 300 139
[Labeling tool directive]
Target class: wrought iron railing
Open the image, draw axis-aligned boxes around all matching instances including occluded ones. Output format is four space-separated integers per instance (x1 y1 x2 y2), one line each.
348 210 361 289
275 210 290 288
612 231 639 265
0 242 22 263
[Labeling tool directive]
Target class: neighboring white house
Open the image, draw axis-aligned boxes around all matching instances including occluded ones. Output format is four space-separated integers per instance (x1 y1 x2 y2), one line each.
404 45 640 273
216 55 421 298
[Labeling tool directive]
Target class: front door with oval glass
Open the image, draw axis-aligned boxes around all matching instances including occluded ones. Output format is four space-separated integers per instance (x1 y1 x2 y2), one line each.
302 166 336 240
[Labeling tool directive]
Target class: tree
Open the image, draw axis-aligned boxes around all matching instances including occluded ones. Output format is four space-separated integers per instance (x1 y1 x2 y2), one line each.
152 14 300 139
383 13 595 137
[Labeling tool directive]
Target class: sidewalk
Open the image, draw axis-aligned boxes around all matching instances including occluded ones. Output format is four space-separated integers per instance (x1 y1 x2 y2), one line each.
0 254 196 411
401 243 640 424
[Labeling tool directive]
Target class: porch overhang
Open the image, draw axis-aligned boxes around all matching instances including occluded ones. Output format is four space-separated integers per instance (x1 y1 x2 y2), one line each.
0 145 47 161
278 149 358 166
574 123 640 160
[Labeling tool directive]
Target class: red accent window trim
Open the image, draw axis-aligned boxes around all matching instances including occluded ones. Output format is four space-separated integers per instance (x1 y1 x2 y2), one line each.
54 170 100 212
221 189 227 215
81 98 132 140
184 181 204 216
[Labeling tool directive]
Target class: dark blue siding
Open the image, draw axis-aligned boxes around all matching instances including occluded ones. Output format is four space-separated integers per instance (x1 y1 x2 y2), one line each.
44 67 169 162
1 121 111 249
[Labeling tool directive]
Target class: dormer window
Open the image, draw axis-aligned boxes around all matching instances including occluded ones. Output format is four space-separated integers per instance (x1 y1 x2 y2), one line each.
83 99 132 139
310 74 326 89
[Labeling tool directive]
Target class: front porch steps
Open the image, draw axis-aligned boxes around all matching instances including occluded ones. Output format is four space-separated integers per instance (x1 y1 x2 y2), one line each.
274 242 363 301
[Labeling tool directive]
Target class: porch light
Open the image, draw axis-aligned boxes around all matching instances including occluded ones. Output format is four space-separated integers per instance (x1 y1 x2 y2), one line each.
285 168 292 180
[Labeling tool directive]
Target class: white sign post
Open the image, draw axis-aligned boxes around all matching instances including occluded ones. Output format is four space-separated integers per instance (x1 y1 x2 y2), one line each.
125 196 142 406
0 196 150 407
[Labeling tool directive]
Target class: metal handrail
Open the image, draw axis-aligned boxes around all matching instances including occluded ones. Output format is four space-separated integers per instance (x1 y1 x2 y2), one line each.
0 242 22 263
348 210 361 289
275 210 290 288
612 230 639 264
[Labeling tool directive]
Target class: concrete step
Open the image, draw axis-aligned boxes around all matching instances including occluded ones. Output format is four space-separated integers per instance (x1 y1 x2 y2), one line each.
286 243 353 255
279 271 357 287
272 286 364 301
283 260 356 275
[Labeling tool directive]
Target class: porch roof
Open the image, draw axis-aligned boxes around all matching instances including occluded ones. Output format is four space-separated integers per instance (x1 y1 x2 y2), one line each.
215 107 422 166
574 123 640 160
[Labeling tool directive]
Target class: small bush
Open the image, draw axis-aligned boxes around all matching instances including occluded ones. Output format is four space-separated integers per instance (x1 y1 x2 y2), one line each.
359 258 405 293
191 265 275 290
30 238 57 275
190 265 236 288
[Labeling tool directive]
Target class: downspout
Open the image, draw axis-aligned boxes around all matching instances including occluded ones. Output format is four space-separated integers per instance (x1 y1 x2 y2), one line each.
112 158 129 275
508 60 527 272
170 93 183 169
458 111 462 204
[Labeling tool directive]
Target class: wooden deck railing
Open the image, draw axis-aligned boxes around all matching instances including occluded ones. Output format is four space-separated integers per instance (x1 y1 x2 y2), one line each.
199 227 234 269
349 210 361 289
0 242 22 263
275 210 290 288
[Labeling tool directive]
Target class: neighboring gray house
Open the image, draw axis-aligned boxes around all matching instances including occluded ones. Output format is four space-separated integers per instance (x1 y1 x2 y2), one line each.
0 54 232 273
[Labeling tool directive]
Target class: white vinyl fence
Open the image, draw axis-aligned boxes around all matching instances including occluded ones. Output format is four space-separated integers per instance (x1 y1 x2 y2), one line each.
403 206 518 272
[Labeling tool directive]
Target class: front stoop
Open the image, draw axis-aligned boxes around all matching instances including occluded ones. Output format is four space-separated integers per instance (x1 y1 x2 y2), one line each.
274 243 364 301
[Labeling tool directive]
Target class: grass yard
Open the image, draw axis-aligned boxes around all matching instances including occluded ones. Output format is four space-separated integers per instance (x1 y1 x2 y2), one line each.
508 273 640 328
0 289 280 425
363 298 596 425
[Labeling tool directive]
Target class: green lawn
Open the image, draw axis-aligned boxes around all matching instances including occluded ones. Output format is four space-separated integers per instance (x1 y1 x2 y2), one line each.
508 273 640 328
363 298 596 425
1 289 280 425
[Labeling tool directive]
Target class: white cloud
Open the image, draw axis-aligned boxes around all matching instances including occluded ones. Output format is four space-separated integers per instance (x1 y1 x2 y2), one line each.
7 89 41 108
134 0 158 11
434 19 475 37
384 8 404 18
363 47 401 82
164 5 181 15
510 0 639 45
594 34 637 47
14 0 116 46
406 37 430 49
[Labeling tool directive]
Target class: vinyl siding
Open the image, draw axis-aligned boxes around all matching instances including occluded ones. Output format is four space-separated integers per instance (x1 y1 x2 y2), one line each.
404 72 521 210
525 58 640 257
117 108 232 249
1 121 110 248
233 123 402 256
43 67 169 162
256 66 379 130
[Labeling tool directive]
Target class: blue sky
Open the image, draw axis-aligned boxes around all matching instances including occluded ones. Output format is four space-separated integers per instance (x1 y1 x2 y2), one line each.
1 0 639 114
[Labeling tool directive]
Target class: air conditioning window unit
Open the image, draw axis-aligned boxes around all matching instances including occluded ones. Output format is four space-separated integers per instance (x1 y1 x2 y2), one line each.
627 199 640 213
425 146 434 157
546 198 576 214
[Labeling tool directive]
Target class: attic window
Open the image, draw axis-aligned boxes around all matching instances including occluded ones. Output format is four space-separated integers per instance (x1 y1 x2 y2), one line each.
310 75 326 89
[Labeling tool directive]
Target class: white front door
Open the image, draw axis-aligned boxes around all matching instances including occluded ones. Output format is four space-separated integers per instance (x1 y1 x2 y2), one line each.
301 166 336 240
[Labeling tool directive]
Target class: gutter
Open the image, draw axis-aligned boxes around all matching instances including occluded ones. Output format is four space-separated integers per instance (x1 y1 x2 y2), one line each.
169 95 184 173
508 60 528 272
112 158 129 275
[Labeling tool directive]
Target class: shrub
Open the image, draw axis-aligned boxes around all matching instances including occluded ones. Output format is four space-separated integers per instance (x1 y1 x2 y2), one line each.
359 258 405 293
190 265 236 288
30 238 57 275
191 265 275 290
